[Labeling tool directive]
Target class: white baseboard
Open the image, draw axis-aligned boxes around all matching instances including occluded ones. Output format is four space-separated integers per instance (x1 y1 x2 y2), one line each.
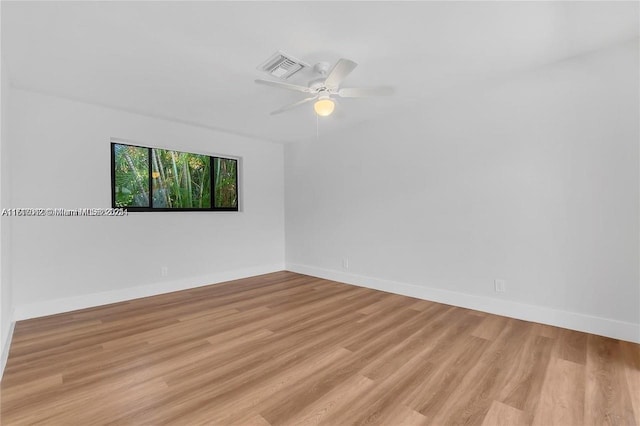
1 319 16 380
13 263 285 321
287 263 640 344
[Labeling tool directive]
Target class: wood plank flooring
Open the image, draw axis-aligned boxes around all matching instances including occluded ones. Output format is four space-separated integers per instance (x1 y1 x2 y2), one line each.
1 271 638 425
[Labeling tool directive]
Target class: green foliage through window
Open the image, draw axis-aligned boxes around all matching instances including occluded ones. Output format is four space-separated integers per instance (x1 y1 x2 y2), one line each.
111 142 238 211
113 144 149 208
214 158 238 208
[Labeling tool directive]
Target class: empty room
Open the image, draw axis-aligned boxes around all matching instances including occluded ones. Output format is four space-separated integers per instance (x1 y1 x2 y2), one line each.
0 1 638 425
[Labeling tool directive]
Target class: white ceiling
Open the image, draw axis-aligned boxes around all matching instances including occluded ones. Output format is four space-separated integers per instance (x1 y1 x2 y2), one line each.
2 1 638 143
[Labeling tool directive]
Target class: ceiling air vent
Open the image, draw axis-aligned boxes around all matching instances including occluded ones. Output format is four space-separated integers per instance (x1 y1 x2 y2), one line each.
258 51 309 80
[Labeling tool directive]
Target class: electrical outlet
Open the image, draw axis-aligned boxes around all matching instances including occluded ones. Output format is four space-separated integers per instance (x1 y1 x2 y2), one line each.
494 279 506 293
342 258 349 270
161 266 168 277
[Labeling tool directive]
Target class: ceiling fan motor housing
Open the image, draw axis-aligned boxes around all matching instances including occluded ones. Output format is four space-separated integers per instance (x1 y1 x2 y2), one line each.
308 78 330 93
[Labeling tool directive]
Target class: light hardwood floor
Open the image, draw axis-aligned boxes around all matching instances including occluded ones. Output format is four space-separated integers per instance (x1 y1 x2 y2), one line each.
1 271 638 425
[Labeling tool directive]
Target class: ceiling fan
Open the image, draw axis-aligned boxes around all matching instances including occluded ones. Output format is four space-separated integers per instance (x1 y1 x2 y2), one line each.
255 58 393 117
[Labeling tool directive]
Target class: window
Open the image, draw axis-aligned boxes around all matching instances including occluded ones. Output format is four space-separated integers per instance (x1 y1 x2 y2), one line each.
111 142 238 211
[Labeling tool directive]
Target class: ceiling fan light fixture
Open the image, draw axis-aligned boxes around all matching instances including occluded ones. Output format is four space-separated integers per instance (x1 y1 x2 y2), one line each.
314 97 335 117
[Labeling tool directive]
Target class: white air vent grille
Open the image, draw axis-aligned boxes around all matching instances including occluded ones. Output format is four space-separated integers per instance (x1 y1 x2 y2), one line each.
258 51 309 80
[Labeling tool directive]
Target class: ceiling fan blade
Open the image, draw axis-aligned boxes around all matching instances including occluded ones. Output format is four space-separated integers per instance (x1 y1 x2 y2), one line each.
338 86 394 98
324 59 358 88
255 79 311 93
270 96 317 115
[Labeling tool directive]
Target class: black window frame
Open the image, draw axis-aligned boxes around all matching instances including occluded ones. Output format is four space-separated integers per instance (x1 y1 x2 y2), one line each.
110 142 239 212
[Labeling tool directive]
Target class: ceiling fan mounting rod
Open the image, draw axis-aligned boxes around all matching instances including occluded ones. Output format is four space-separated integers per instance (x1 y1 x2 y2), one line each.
313 62 331 76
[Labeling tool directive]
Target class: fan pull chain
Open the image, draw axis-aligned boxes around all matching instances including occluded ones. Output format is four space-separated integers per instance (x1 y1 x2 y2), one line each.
316 113 319 141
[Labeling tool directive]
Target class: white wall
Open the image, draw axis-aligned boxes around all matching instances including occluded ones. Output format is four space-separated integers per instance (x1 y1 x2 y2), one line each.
9 89 285 318
285 40 639 342
1 53 14 363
